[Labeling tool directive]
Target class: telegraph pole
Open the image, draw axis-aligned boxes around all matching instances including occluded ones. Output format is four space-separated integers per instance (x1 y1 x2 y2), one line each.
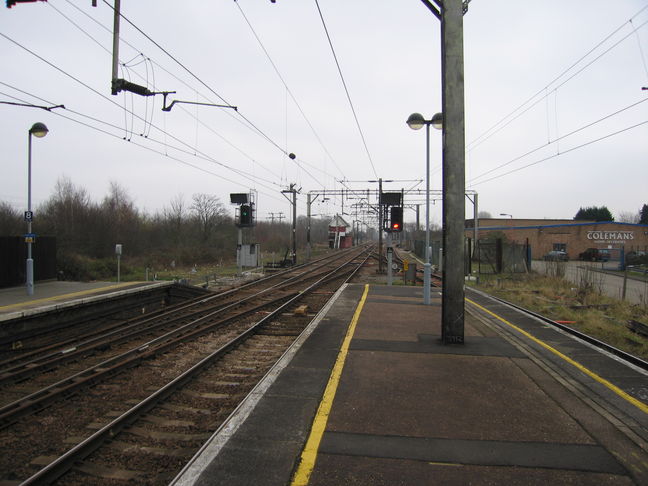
306 193 312 261
441 0 466 343
282 184 298 265
378 178 384 273
291 187 297 264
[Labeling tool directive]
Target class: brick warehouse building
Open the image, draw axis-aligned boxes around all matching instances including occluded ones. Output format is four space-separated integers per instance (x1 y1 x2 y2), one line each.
465 219 648 261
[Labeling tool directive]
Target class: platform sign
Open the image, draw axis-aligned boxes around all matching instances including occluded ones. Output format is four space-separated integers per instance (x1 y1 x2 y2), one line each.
24 211 33 222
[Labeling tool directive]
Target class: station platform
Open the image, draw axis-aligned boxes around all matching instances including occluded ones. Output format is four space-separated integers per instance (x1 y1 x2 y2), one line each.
172 283 648 486
0 280 170 320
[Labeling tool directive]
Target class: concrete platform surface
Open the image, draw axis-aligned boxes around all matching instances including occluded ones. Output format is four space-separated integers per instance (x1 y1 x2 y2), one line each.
172 284 648 486
0 280 169 319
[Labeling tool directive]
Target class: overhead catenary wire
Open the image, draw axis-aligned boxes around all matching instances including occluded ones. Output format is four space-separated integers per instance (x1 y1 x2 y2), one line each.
630 18 648 83
62 0 332 191
469 119 648 187
0 32 287 192
467 5 648 152
47 1 111 55
313 0 379 180
233 0 347 182
468 97 648 184
100 0 298 162
58 0 284 183
0 84 285 203
0 54 281 196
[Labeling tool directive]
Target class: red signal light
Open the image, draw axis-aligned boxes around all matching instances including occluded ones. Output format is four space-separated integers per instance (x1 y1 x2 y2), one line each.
389 206 403 232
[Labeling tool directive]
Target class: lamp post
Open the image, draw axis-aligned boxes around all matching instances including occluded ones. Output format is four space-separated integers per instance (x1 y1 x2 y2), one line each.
500 213 513 219
407 112 442 305
26 122 49 296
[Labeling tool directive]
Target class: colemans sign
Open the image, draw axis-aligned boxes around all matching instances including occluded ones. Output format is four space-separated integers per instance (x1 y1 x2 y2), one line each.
587 231 634 242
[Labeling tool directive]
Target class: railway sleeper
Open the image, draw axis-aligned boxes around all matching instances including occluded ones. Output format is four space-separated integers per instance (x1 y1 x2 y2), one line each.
106 440 196 458
73 461 146 481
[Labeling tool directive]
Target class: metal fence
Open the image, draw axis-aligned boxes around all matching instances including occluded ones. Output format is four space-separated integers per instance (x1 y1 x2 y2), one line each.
411 237 529 275
413 239 442 266
476 239 529 274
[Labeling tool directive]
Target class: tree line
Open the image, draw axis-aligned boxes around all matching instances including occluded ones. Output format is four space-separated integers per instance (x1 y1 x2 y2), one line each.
477 205 648 224
0 177 333 276
574 204 648 224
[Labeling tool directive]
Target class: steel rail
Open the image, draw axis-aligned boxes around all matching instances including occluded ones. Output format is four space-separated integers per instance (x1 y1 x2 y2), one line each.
18 246 371 486
0 247 346 369
467 286 648 371
0 247 363 384
0 247 370 428
0 291 295 429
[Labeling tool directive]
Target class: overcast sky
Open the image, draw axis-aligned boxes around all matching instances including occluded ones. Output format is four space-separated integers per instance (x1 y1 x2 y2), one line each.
2 0 647 227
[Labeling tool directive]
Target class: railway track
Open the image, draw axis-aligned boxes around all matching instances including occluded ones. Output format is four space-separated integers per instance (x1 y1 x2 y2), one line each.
390 246 645 371
0 245 371 485
0 248 367 406
390 247 443 286
1 248 362 366
467 286 648 372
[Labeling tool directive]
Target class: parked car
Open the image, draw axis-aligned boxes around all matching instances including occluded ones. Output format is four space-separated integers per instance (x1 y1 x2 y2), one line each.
543 250 569 261
626 251 648 265
578 248 609 262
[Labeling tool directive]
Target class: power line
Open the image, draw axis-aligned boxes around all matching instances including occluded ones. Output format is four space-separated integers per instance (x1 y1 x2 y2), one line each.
0 85 286 203
631 18 648 83
100 0 296 161
313 0 379 179
48 1 111 55
468 97 648 184
467 6 648 152
56 0 282 183
105 1 331 192
234 0 347 182
469 120 648 187
0 33 288 192
58 0 343 195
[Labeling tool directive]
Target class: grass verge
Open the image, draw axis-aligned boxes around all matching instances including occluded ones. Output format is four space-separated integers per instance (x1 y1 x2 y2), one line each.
469 272 648 361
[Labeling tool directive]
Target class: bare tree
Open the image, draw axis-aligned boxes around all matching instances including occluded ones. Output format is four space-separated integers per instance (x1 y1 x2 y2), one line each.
190 193 224 242
99 181 141 255
617 211 640 224
163 194 187 247
39 176 93 251
167 194 186 226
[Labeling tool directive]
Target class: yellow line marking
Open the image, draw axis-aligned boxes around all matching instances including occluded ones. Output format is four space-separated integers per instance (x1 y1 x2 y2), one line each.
0 282 142 312
290 284 370 486
467 297 648 415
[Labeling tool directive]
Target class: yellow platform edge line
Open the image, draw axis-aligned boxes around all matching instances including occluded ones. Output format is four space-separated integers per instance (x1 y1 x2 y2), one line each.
0 282 142 312
466 297 648 415
290 283 370 486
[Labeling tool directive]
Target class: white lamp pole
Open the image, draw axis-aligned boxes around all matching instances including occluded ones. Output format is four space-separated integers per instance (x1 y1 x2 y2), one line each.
407 112 442 305
26 122 49 296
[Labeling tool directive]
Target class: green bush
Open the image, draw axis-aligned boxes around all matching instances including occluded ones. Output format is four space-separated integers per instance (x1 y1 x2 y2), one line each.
57 252 127 281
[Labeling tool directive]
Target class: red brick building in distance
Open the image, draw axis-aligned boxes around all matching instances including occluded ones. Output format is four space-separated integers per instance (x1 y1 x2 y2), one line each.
328 214 352 249
466 219 648 260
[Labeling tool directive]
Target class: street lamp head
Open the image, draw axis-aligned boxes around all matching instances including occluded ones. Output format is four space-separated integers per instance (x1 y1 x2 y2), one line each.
406 113 426 130
29 122 49 138
431 112 443 130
